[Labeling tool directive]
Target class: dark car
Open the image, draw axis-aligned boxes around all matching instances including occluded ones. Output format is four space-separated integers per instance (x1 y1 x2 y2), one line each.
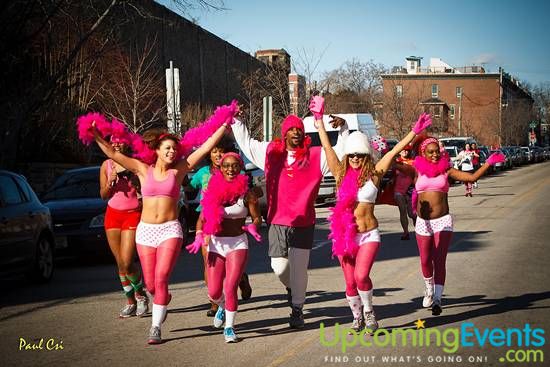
41 166 109 257
0 170 55 282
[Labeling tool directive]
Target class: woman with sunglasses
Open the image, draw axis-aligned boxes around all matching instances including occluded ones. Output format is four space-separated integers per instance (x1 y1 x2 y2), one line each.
311 97 432 333
99 127 148 319
186 152 262 343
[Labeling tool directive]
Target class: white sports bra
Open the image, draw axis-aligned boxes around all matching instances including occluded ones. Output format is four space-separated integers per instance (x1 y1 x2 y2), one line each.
223 197 248 219
357 180 378 203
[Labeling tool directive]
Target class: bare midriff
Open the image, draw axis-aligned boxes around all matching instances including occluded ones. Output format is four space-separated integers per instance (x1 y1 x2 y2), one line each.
417 191 449 219
354 202 379 233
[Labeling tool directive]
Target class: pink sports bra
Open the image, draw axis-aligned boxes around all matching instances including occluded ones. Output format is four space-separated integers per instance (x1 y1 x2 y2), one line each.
106 160 139 210
415 173 449 194
141 166 180 199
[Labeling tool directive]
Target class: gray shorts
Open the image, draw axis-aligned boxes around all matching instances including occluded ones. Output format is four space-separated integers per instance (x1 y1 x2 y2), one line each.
268 224 315 257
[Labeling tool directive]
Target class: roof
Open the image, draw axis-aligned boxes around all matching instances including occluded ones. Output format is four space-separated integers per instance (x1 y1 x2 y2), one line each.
420 97 448 106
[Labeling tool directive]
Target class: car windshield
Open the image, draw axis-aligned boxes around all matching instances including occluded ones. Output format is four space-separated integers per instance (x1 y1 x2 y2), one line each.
306 131 339 147
445 147 457 157
42 170 100 200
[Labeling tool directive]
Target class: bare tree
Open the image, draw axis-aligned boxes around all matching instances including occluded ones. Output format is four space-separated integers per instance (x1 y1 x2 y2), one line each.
98 36 166 133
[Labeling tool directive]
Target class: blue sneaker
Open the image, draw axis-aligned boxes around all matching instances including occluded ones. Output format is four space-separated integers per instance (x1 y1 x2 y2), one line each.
213 306 225 328
224 327 238 343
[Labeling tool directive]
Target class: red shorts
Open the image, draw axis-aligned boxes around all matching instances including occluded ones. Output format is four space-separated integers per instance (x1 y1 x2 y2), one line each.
104 205 141 230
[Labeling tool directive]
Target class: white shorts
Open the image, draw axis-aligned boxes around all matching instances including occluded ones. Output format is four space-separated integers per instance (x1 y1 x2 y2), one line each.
135 220 183 248
415 214 454 236
355 228 381 245
208 233 248 258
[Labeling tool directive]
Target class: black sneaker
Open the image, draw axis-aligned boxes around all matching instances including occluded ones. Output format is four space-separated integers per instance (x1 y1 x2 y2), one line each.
289 305 304 329
286 287 292 307
431 298 442 316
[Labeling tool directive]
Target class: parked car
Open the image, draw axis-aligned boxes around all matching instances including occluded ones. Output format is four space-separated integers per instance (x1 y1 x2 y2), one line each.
439 136 477 151
445 146 460 169
0 170 55 282
490 150 507 171
41 167 108 257
43 166 193 253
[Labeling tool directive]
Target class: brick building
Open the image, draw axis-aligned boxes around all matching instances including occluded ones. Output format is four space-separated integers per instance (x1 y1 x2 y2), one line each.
288 73 306 115
379 57 534 146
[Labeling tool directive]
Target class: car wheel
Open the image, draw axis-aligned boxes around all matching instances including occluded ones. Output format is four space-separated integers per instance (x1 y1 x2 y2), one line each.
27 236 54 283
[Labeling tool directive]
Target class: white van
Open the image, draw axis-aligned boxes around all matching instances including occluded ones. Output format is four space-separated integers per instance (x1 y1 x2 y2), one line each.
302 113 378 204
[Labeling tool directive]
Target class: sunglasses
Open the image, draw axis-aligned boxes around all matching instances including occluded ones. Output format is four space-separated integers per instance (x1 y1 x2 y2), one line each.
221 163 242 170
348 153 367 159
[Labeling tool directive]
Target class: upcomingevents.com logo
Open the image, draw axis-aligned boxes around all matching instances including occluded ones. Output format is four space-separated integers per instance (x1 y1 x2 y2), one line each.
319 320 545 363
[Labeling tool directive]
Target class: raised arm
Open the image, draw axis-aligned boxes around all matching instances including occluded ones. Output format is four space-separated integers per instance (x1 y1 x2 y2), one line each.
375 113 432 174
231 118 269 170
176 124 229 175
92 124 148 176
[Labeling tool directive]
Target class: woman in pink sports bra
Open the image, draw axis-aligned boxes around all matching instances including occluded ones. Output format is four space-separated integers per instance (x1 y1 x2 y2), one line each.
397 136 505 316
312 95 433 334
186 152 262 343
90 113 234 345
99 133 148 319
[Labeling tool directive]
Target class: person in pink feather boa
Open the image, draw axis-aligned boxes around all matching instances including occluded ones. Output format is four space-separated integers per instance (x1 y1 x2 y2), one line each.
396 136 505 316
84 103 237 345
313 95 433 334
185 152 262 343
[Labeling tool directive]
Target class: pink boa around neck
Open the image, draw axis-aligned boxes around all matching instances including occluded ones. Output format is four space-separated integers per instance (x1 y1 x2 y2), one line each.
328 168 360 258
413 153 451 177
201 170 249 235
179 100 239 157
76 112 111 145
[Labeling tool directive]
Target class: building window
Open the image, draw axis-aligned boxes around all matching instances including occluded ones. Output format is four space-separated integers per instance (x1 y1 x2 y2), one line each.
456 86 462 98
395 85 403 97
289 83 295 98
450 104 455 119
433 106 441 118
431 84 439 98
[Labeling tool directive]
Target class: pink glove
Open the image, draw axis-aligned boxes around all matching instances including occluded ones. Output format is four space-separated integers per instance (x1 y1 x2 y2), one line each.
309 95 325 120
185 231 205 254
412 113 432 134
486 152 506 166
242 224 262 242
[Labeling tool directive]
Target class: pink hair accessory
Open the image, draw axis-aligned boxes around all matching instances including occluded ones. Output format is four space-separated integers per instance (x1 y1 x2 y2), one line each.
179 100 239 156
76 112 111 145
420 137 439 154
220 152 244 167
370 135 388 154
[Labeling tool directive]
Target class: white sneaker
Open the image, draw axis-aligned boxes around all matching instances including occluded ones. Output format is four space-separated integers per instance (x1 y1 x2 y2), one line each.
364 311 379 335
136 295 149 317
224 327 238 343
213 306 225 328
119 303 136 318
423 291 434 308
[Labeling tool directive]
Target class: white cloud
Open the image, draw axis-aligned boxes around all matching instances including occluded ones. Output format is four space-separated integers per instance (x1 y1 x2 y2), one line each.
471 53 497 65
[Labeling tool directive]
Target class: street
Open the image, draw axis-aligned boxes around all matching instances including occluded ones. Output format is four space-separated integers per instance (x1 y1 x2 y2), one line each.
2 162 550 367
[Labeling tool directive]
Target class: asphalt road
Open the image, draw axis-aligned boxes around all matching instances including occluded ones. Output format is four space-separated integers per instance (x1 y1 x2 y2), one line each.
2 162 550 367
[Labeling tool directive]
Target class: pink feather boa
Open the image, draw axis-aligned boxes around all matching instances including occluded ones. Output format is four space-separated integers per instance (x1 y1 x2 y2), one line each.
200 170 249 235
110 118 131 144
76 112 111 145
179 100 239 157
328 168 361 258
413 153 451 177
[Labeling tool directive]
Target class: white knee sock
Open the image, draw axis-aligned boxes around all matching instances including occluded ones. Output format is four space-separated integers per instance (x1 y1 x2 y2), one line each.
152 304 167 327
424 277 434 295
346 295 363 319
358 289 374 312
434 284 444 300
289 247 310 307
270 257 290 288
225 310 236 328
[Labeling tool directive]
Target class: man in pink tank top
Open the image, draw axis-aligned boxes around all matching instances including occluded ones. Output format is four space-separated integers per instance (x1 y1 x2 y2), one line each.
231 100 349 328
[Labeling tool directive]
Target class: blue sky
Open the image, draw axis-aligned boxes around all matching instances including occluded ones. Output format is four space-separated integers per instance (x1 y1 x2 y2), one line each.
160 0 550 86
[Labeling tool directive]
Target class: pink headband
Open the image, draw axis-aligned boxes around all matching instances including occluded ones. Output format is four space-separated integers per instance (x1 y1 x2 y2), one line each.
420 137 439 154
220 152 243 167
281 115 304 137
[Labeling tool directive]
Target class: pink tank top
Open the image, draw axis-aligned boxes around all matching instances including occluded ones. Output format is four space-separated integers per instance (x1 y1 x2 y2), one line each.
106 160 140 210
415 173 449 194
141 166 180 199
